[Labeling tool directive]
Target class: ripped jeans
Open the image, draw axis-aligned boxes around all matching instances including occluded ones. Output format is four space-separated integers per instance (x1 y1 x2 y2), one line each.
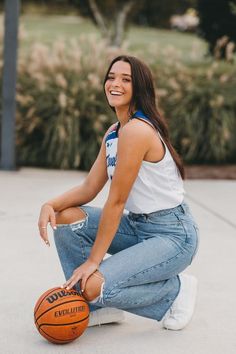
53 202 199 321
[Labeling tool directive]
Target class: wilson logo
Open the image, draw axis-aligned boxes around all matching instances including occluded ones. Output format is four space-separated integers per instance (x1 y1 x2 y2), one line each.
46 290 79 304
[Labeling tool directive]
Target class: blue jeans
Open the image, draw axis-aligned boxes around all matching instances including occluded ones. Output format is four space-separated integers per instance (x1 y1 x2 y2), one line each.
53 202 199 321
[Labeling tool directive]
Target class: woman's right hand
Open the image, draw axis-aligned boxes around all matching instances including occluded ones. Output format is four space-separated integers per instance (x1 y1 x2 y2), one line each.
38 203 57 247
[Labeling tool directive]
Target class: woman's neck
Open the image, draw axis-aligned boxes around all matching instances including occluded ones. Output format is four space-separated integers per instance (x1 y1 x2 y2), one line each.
115 107 133 128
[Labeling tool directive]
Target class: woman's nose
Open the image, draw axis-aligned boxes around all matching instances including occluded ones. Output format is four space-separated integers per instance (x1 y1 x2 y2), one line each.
111 77 121 87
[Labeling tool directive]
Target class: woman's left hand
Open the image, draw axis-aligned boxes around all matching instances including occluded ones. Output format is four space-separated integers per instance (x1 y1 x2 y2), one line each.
62 259 99 292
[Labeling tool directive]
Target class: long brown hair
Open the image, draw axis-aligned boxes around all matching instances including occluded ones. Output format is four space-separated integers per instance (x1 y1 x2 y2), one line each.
103 55 185 179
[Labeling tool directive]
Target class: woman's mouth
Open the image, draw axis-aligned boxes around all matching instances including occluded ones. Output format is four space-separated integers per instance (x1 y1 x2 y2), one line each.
109 90 124 96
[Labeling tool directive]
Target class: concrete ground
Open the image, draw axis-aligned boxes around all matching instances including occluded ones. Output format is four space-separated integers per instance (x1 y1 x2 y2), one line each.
1 168 236 354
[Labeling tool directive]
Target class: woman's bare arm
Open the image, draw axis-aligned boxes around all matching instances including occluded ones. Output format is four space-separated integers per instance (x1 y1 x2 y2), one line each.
45 125 116 212
89 120 152 266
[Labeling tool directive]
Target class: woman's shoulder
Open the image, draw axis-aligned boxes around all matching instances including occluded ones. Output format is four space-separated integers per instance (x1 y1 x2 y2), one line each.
117 120 155 154
124 117 155 138
121 117 164 154
130 110 155 130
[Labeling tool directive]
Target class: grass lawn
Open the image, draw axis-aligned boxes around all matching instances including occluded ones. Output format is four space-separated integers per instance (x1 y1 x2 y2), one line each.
128 26 207 63
12 14 208 64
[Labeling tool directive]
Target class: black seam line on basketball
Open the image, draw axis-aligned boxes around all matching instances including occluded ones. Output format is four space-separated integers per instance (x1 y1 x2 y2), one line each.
40 328 69 342
34 287 61 316
34 288 82 316
39 314 89 329
39 327 73 343
35 299 88 323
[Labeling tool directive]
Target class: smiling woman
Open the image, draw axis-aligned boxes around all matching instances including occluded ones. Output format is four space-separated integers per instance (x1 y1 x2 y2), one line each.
104 61 133 109
38 55 199 331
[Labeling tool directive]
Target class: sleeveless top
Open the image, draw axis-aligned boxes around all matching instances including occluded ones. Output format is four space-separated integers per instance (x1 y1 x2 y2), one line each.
105 110 185 213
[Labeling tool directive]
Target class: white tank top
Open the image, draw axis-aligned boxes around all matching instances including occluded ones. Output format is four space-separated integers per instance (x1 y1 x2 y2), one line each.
105 110 185 213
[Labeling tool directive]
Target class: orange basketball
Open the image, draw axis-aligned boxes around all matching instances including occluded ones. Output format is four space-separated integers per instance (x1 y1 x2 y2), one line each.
34 287 90 344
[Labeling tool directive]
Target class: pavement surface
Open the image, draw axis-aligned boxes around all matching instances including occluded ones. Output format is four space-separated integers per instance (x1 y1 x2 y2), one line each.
1 168 236 354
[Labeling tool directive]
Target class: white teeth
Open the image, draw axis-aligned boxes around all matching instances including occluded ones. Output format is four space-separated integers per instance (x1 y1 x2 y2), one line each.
110 91 123 96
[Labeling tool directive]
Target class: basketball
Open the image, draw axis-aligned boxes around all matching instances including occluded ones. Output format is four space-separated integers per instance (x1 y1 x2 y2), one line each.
34 287 90 344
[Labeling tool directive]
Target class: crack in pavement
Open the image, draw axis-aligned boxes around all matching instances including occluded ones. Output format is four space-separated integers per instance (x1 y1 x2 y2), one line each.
186 195 236 230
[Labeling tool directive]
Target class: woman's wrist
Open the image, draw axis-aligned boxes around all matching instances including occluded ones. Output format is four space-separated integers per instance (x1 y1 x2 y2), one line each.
87 257 100 269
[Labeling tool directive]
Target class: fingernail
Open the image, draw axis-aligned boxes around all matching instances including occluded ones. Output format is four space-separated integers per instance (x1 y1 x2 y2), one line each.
81 289 84 293
66 286 69 290
53 226 57 230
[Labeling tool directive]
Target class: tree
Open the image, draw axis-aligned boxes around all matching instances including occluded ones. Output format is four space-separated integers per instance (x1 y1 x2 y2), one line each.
197 0 236 60
73 0 142 47
77 0 197 33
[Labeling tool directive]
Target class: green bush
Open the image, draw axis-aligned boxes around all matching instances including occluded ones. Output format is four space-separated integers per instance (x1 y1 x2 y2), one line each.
15 38 118 170
155 61 236 163
3 37 236 170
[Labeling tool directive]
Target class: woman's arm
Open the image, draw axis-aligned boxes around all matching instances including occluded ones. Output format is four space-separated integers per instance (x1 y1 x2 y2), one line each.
62 120 158 291
38 124 117 246
89 120 152 266
45 125 116 212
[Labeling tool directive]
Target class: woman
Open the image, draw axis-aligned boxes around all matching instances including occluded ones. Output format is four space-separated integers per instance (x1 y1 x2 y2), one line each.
38 55 199 331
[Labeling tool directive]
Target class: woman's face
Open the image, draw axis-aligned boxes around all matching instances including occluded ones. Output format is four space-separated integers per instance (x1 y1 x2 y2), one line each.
104 61 133 110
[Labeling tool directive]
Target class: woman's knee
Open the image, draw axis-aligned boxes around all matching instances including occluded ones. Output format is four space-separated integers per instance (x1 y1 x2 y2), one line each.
83 271 105 302
56 207 86 225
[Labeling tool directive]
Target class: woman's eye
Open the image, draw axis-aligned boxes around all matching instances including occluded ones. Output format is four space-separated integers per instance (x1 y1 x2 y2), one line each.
123 78 130 82
107 77 114 80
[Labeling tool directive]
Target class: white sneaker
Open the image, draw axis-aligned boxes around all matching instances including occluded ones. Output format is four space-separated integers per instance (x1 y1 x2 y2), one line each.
88 307 125 327
162 274 198 330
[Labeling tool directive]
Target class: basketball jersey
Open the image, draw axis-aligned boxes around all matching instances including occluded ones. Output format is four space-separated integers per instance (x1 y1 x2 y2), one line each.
105 110 185 213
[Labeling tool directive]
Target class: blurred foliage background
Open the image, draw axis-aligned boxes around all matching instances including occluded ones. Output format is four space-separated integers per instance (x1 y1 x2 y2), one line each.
0 0 235 170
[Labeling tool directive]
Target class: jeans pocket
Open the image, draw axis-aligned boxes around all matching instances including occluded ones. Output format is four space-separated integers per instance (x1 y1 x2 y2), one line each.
178 219 199 262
